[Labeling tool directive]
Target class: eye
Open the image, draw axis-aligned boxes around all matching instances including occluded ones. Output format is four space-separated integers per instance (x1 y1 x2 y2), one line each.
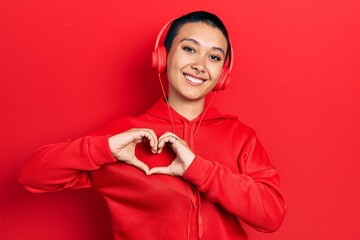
209 55 222 62
182 46 195 53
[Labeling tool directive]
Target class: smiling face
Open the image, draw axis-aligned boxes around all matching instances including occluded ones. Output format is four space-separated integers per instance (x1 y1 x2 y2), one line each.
166 22 228 107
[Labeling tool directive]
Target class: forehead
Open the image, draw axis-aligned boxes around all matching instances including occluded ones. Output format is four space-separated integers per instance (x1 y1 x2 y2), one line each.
174 22 228 50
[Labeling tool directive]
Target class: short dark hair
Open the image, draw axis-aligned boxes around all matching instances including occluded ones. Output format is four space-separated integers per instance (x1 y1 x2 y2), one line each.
164 11 231 57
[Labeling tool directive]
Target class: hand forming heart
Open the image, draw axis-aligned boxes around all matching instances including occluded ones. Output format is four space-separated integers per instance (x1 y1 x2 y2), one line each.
108 128 195 176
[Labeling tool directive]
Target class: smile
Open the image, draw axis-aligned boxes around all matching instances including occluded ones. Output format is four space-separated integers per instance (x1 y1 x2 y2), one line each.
183 73 207 85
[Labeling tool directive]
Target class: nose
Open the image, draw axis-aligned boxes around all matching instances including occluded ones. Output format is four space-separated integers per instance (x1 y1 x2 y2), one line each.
191 57 206 75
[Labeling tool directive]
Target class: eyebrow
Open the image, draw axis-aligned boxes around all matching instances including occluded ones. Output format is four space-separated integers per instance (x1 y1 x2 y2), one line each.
180 38 226 57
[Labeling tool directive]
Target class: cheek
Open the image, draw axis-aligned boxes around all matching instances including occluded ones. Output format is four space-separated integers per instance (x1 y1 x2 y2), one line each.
166 58 184 84
167 53 185 74
210 65 224 81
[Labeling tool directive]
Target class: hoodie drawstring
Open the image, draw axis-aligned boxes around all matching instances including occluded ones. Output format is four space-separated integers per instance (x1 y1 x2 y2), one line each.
197 196 203 239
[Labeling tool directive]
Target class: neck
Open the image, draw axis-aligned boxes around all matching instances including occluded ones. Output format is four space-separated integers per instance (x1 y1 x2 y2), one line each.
167 95 205 121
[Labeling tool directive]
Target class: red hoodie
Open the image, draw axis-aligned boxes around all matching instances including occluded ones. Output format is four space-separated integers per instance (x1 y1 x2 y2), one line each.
19 98 287 240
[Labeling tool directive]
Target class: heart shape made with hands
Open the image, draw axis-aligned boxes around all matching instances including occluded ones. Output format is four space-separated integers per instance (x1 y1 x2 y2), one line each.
136 135 193 176
109 129 195 176
135 140 177 169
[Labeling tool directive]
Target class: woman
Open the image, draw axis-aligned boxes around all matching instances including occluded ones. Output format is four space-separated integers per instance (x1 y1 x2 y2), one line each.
19 11 287 240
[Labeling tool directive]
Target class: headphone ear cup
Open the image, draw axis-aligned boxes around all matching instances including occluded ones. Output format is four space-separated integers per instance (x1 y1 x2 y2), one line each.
152 46 167 74
213 67 231 91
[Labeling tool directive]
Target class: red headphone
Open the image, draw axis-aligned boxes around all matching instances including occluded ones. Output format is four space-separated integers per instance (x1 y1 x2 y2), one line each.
152 20 234 92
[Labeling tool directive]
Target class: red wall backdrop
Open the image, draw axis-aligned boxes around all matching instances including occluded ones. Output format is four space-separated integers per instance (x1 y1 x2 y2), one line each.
1 0 359 239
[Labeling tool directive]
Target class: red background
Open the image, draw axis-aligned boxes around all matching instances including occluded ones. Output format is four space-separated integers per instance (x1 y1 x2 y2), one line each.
1 0 360 239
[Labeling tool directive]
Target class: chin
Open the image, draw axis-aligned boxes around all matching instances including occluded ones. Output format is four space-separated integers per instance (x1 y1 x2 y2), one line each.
182 92 208 102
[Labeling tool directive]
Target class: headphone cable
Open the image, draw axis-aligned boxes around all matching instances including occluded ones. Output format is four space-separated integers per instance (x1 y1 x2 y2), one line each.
158 73 176 134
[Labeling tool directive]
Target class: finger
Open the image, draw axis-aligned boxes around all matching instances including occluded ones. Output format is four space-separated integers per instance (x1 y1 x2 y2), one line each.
141 129 159 153
148 166 173 176
158 136 178 153
158 131 176 142
158 133 179 153
125 157 150 175
131 129 158 152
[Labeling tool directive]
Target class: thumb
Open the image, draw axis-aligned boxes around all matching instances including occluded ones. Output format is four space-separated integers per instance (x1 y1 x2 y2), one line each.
148 166 173 176
125 157 150 175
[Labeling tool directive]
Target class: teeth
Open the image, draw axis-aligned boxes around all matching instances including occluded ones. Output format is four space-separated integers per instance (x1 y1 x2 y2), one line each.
184 74 204 84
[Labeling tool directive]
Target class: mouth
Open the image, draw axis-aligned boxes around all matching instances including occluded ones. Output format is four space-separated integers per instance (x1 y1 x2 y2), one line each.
183 73 207 86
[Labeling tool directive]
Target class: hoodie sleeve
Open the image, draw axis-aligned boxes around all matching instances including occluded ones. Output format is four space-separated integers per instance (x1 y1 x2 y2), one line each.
183 130 287 233
18 135 117 193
